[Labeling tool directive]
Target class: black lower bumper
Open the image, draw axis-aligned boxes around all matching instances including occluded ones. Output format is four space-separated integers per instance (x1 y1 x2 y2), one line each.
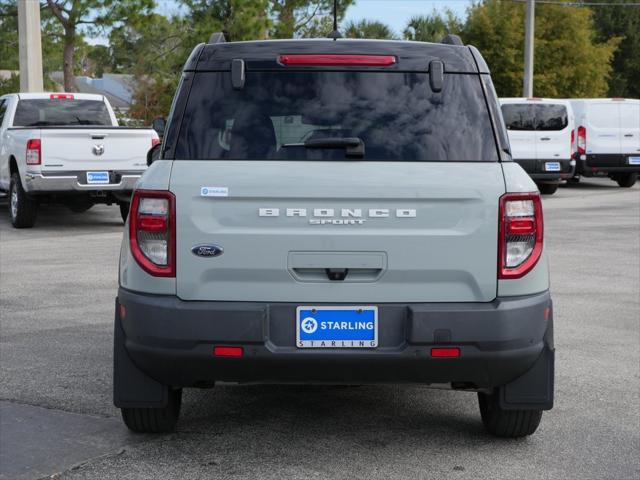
114 288 554 410
577 154 640 176
514 158 574 182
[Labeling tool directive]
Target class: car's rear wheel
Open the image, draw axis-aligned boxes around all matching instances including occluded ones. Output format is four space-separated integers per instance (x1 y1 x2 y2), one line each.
538 183 558 195
615 172 637 188
478 391 542 438
9 172 38 228
121 388 182 433
119 202 130 223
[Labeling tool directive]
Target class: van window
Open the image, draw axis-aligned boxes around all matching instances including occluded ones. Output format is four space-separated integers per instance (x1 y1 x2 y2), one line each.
175 71 499 162
501 104 567 131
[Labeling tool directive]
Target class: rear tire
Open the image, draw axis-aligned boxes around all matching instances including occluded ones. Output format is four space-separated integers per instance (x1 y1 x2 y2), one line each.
121 388 182 433
9 172 38 228
615 172 637 188
119 202 130 223
478 391 543 438
538 183 558 195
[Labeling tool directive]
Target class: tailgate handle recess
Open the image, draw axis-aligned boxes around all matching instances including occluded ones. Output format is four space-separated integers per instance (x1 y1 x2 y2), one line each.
91 134 107 139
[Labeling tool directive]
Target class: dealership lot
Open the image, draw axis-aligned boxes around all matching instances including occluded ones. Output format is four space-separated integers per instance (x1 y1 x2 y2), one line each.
0 179 638 480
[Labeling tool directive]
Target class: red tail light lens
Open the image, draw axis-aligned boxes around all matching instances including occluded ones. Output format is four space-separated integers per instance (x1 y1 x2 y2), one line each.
151 137 161 147
129 190 175 277
577 126 586 155
26 139 41 165
49 93 74 100
431 348 460 358
570 129 575 156
499 192 543 279
279 54 396 67
214 346 244 358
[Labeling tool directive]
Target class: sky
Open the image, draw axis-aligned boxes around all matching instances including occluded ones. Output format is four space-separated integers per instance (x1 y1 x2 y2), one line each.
154 0 472 37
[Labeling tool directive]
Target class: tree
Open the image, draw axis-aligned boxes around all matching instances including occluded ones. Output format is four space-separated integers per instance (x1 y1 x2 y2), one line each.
45 0 154 92
269 0 354 38
462 0 620 98
344 19 396 40
592 0 640 97
403 10 462 43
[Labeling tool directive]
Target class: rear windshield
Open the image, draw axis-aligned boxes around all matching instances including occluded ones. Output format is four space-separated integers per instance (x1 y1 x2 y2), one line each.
501 104 568 131
13 99 112 127
174 72 499 161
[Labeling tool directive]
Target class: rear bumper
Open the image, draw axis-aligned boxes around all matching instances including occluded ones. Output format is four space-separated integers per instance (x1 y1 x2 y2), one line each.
577 154 640 176
23 170 143 194
115 288 554 392
514 158 574 182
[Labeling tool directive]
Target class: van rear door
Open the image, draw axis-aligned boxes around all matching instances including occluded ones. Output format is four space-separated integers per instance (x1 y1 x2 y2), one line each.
501 103 536 160
619 102 640 158
535 103 571 162
585 102 621 155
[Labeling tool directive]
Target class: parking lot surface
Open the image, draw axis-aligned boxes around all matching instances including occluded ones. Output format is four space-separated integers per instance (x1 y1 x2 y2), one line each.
1 179 639 480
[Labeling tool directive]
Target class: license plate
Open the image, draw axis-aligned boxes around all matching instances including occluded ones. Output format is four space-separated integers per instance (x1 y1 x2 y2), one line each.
86 171 110 184
629 157 640 165
545 162 561 172
296 306 378 348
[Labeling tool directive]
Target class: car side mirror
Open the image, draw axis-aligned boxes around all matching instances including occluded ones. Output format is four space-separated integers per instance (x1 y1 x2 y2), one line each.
147 143 162 166
151 117 166 138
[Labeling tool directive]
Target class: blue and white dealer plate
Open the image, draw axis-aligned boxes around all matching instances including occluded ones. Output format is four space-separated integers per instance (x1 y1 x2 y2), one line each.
545 162 561 172
296 306 378 348
86 171 110 184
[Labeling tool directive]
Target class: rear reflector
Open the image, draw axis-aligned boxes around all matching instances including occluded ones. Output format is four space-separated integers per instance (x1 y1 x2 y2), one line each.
214 346 244 357
431 348 460 358
279 54 396 67
50 93 74 100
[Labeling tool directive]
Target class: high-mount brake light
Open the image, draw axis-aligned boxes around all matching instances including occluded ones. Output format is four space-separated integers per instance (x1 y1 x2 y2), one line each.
577 126 586 155
129 190 176 277
26 139 41 165
50 93 74 100
498 192 543 279
279 54 396 67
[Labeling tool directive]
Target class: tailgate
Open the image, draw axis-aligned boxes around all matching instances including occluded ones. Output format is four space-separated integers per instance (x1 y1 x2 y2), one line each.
172 161 505 303
40 129 152 171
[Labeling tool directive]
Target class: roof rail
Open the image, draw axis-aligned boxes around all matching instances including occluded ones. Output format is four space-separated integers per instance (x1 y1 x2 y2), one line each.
208 32 226 44
441 34 464 46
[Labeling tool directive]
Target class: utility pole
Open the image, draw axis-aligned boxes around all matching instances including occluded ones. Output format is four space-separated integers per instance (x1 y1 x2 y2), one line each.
18 0 44 92
523 0 535 97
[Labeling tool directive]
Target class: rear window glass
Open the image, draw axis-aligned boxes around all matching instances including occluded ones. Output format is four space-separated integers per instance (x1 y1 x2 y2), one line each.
13 99 111 127
175 72 499 161
501 104 568 131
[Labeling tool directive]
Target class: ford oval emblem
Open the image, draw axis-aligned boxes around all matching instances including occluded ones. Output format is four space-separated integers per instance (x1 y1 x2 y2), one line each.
191 244 224 258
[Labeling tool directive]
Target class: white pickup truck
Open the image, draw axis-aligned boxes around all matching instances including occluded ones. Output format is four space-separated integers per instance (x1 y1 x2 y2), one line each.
0 92 159 228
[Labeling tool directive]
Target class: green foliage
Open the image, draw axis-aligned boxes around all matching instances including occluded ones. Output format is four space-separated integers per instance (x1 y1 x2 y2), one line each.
270 0 354 39
0 72 20 96
402 10 462 43
344 19 397 40
462 0 619 98
592 1 640 98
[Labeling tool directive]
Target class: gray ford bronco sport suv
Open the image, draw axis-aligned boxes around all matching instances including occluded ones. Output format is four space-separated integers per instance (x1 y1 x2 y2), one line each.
114 34 554 437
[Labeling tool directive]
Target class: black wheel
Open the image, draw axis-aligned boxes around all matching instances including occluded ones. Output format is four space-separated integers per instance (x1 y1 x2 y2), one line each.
121 388 182 433
68 203 93 213
615 172 637 188
119 202 130 223
538 183 558 195
9 172 38 228
478 391 542 438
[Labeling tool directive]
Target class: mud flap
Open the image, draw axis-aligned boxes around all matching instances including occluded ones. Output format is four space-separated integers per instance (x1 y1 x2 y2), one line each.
499 316 555 411
113 298 168 408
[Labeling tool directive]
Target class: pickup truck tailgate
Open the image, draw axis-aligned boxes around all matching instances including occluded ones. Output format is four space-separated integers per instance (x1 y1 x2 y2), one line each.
39 128 152 171
172 161 505 303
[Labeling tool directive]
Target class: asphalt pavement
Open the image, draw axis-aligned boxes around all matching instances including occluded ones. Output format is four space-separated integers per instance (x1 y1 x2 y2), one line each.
0 178 638 480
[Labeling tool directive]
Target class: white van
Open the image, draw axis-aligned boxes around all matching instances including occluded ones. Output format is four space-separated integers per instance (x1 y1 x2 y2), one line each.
569 99 640 187
500 98 575 195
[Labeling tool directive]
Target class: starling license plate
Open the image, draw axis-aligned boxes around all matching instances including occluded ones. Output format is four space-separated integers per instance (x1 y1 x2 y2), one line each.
296 306 378 348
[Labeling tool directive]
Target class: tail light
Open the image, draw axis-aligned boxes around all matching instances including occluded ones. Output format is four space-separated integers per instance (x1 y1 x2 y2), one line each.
26 139 41 165
570 129 575 156
151 137 161 147
129 190 175 277
577 126 586 154
279 54 396 67
498 192 543 279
